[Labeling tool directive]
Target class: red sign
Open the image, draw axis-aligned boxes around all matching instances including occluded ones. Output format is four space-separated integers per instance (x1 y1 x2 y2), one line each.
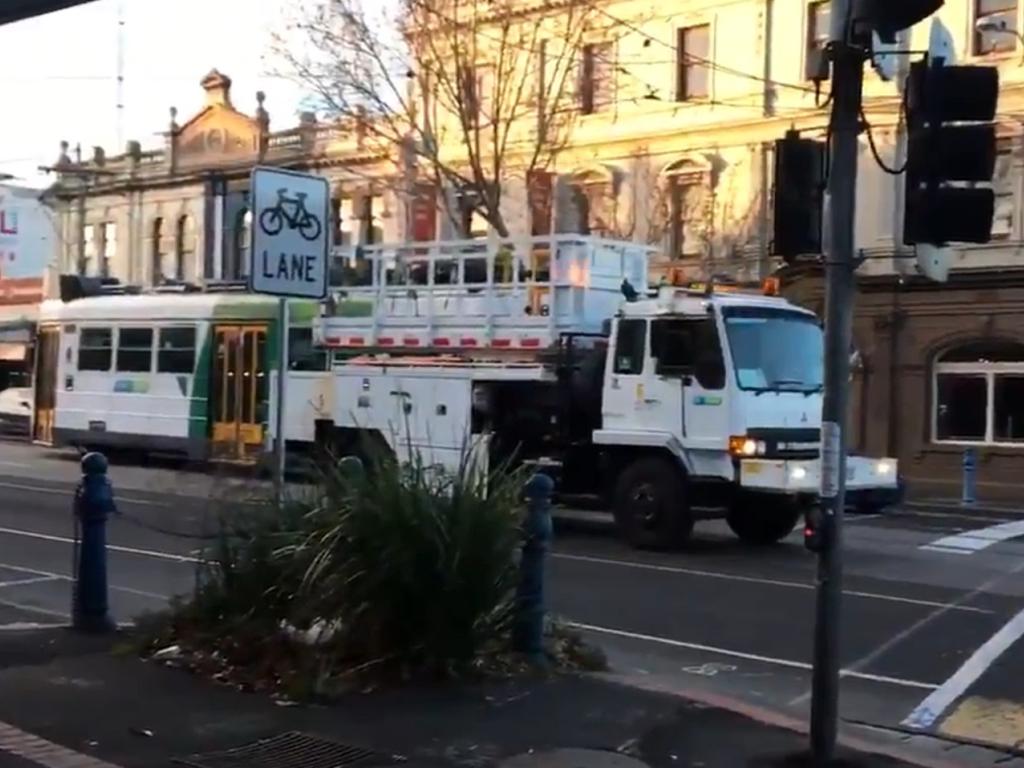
527 170 553 236
410 183 437 242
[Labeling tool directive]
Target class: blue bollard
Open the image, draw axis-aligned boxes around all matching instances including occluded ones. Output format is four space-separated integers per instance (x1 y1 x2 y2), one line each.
514 473 554 662
73 452 118 633
961 447 977 506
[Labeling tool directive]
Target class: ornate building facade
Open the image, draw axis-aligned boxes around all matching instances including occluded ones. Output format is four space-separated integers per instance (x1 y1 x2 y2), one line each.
44 0 1024 501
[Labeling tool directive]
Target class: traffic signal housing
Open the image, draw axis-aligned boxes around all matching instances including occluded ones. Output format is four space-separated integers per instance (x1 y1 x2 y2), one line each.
903 59 1000 247
852 0 944 44
772 130 825 261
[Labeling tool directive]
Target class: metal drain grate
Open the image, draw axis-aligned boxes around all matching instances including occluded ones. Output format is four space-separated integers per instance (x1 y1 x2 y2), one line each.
174 731 404 768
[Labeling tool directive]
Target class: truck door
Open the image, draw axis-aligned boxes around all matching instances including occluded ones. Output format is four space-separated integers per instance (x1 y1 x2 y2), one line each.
650 316 728 451
602 318 683 436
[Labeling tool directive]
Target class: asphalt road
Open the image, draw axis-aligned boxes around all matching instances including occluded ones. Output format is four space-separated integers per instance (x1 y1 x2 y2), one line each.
1 441 1024 762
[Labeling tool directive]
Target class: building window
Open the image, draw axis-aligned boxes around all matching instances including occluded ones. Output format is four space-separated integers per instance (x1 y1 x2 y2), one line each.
991 142 1015 239
933 340 1024 445
357 196 384 245
677 24 710 101
100 222 116 278
579 42 614 115
570 174 613 236
151 217 165 284
81 224 95 275
806 1 831 80
231 208 251 280
975 0 1018 55
157 326 196 374
116 327 154 373
663 164 707 260
78 327 113 372
174 215 194 281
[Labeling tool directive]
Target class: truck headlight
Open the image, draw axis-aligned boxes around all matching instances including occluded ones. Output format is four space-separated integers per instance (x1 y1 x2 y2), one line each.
729 436 766 457
790 466 808 481
875 460 895 475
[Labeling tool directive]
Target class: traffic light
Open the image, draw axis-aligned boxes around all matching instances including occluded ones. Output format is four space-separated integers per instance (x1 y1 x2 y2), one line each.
903 59 1000 247
803 507 833 553
852 0 944 43
772 130 825 261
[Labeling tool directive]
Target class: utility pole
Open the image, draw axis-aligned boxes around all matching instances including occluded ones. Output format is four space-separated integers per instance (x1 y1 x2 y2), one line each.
810 0 863 761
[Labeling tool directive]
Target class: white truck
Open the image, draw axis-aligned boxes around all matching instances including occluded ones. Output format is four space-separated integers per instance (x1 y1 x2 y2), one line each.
302 235 899 549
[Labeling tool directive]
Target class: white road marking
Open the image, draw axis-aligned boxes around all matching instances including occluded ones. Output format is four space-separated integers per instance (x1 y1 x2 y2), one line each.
0 562 170 600
0 596 69 620
791 557 1024 707
0 526 198 564
0 461 31 468
570 621 936 691
0 576 59 589
0 719 125 768
902 605 1024 730
552 552 991 614
0 480 166 507
919 518 1024 556
0 622 64 631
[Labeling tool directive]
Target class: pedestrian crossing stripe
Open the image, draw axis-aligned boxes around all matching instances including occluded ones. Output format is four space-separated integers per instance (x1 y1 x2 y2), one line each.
939 696 1024 751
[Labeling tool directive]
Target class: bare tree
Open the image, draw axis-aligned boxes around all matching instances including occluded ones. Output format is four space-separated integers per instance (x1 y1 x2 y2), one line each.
277 0 603 237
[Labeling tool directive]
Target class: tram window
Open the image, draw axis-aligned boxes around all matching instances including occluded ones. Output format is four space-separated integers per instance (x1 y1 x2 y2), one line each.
289 327 328 371
79 328 113 371
116 328 154 373
157 326 196 374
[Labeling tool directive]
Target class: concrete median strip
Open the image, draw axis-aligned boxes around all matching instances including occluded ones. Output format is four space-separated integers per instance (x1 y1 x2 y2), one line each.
0 721 125 768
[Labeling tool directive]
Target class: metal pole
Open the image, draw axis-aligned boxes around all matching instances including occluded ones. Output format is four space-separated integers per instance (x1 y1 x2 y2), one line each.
810 0 864 761
274 297 288 507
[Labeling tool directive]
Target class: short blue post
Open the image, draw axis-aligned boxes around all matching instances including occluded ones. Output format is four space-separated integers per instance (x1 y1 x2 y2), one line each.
514 473 554 662
73 452 118 633
961 448 977 507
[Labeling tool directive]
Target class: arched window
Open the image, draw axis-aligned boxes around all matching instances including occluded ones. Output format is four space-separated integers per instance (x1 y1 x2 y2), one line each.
151 217 164 285
660 160 708 261
174 215 194 282
231 208 251 280
933 340 1024 445
568 168 613 236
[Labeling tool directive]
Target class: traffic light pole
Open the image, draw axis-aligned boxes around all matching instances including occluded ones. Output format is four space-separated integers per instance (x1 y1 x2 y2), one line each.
810 3 864 762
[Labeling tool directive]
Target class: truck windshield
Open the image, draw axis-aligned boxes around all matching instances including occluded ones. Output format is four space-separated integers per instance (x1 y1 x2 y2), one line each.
723 307 823 393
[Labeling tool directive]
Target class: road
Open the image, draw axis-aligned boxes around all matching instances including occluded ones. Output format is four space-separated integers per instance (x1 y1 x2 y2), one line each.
1 441 1023 762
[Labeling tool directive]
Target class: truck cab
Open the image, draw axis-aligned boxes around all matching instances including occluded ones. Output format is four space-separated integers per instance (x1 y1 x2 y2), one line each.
593 283 898 548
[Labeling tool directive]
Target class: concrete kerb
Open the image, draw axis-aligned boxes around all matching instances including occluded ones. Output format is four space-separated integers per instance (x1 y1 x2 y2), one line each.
902 500 1024 518
596 671 1006 768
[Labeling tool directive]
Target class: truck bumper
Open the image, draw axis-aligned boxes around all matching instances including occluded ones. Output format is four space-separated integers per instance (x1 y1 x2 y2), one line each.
739 455 900 504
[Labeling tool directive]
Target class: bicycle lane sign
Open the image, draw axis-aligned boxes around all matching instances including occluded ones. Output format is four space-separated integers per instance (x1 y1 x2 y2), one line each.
249 166 329 299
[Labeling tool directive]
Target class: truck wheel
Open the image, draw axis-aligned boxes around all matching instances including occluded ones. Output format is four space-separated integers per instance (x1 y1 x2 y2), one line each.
613 456 693 550
726 500 801 545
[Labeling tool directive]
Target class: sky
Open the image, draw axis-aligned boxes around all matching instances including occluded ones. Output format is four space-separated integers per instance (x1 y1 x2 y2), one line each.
0 0 308 186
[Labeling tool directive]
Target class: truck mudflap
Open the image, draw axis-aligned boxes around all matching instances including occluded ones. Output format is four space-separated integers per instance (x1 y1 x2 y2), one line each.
739 455 899 495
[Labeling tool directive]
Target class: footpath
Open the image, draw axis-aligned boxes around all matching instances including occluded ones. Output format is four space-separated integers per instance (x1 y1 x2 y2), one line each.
0 627 1005 768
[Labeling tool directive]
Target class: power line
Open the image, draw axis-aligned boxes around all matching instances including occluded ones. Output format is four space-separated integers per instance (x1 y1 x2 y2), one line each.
572 0 825 97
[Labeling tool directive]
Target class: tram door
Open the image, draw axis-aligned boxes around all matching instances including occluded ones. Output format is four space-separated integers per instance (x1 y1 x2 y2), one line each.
33 326 60 444
210 325 268 461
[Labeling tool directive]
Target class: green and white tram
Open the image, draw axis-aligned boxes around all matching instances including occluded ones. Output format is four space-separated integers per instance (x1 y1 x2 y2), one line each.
33 288 332 462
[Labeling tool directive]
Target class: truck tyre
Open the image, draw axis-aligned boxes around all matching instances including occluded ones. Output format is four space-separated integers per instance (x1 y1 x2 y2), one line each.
727 499 801 545
613 456 693 550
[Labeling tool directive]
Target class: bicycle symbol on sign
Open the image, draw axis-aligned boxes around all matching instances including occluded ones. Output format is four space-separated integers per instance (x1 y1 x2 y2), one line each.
258 187 323 242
